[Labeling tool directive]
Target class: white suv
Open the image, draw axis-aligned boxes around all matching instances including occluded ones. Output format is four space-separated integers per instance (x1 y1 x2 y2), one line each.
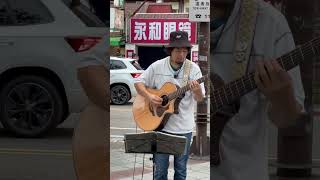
0 0 106 137
110 57 143 105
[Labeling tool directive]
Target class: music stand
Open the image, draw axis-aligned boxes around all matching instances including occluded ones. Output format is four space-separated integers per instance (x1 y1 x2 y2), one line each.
124 131 187 179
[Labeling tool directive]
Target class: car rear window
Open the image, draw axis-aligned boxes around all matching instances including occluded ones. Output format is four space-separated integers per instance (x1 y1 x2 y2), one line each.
62 0 107 27
131 61 143 70
2 0 54 26
110 60 127 70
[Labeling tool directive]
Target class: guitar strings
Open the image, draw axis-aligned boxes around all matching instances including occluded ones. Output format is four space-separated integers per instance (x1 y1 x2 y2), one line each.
210 37 320 113
169 76 207 100
210 40 316 114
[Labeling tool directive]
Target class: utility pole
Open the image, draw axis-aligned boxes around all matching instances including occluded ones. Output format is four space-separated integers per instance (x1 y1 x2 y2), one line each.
275 0 314 178
190 20 210 158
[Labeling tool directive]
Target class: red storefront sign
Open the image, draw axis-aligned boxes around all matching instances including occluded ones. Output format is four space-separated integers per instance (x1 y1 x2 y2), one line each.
130 18 197 44
192 51 198 62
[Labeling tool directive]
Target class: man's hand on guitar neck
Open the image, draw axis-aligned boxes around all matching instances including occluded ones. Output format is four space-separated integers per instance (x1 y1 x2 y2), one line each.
254 60 303 128
189 80 204 102
254 60 294 100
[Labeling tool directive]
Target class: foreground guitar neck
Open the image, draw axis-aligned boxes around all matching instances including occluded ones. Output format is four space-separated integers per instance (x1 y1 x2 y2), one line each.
211 37 320 166
211 37 320 112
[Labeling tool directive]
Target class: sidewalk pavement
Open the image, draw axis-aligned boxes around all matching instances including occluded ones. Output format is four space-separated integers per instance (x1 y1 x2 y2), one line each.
110 147 210 180
111 144 320 180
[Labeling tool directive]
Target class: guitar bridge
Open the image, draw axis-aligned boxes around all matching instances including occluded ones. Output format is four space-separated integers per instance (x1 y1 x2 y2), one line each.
149 104 168 117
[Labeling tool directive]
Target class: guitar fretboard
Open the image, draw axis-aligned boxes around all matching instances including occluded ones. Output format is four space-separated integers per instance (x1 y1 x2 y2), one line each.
168 75 207 101
211 37 320 112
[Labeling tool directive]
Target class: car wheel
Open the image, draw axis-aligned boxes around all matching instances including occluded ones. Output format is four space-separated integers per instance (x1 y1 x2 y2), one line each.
0 75 64 137
111 84 131 105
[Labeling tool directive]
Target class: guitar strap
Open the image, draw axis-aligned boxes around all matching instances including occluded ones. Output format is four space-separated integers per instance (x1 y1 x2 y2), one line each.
232 0 257 79
209 0 257 93
182 59 192 86
210 0 257 166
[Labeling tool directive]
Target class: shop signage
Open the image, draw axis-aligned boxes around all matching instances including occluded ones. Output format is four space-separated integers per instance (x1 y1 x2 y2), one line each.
130 18 197 44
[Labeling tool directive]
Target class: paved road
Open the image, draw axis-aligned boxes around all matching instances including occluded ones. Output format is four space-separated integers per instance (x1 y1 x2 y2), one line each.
110 103 320 179
0 114 79 180
110 103 320 159
1 102 319 180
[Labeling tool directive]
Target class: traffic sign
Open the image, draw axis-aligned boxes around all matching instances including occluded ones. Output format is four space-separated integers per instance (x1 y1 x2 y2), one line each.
189 0 210 22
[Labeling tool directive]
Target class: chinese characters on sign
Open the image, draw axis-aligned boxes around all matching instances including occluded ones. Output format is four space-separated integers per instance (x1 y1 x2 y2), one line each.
114 9 124 30
192 51 198 62
130 18 197 44
189 0 210 22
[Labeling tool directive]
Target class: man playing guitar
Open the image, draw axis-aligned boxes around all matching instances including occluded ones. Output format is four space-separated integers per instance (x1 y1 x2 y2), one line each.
134 30 205 180
210 0 305 180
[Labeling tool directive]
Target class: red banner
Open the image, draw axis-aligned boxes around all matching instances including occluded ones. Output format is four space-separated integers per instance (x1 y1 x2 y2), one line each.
130 18 197 44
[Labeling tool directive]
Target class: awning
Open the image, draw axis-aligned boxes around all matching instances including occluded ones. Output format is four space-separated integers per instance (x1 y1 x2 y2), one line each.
110 36 124 46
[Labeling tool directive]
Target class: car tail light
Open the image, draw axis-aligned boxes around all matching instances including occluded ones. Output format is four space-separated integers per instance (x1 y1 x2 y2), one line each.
65 36 102 52
131 73 141 78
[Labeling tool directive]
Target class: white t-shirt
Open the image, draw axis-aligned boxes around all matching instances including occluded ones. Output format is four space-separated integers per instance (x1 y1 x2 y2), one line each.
211 0 305 180
135 56 206 134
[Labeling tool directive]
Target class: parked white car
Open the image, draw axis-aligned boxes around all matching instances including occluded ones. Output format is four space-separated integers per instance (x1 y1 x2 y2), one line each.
0 0 106 137
110 57 143 105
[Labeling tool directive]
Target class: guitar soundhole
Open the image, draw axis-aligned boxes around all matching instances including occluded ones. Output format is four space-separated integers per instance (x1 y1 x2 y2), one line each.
161 95 169 106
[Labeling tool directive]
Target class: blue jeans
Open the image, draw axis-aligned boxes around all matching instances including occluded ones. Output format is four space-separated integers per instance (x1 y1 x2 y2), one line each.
154 132 192 180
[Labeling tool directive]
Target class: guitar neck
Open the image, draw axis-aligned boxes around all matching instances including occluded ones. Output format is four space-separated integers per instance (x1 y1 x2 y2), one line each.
211 37 320 112
168 76 207 101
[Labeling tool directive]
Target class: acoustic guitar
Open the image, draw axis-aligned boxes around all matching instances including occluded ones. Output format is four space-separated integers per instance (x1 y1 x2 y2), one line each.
72 101 109 180
211 37 320 166
133 76 207 131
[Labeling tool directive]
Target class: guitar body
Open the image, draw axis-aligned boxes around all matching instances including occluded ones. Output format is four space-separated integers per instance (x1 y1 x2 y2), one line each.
72 102 109 180
133 82 182 131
